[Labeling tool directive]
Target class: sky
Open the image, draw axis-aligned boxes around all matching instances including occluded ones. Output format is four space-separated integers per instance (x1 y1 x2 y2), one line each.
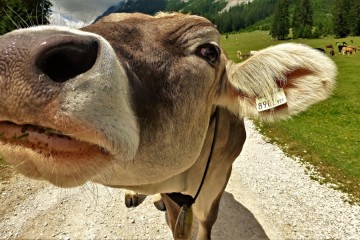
49 0 121 27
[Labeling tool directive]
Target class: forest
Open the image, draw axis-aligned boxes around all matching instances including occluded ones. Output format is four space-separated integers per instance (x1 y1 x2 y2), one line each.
0 0 360 39
169 0 360 39
0 0 52 35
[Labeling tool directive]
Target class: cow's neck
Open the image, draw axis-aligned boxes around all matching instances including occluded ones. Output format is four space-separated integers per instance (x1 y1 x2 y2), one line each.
163 106 220 238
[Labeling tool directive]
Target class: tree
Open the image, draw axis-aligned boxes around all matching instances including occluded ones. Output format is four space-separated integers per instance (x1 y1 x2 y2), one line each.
270 0 290 40
312 0 335 37
332 0 351 38
0 0 52 35
348 0 360 36
23 0 52 25
292 0 314 38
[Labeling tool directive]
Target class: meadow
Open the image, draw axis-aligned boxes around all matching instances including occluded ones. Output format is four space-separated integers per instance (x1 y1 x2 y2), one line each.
221 31 360 202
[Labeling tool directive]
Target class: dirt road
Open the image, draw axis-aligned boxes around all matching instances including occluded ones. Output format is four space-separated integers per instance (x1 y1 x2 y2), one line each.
1 120 359 239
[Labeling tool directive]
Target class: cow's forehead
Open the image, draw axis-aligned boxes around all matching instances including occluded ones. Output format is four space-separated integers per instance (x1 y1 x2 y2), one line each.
100 12 209 23
96 12 220 46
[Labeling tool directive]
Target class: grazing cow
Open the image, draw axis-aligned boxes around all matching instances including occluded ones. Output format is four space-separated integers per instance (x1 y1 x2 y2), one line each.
0 13 337 239
342 46 355 55
348 46 357 53
326 45 336 57
329 48 335 57
336 41 348 46
336 42 347 53
338 45 346 53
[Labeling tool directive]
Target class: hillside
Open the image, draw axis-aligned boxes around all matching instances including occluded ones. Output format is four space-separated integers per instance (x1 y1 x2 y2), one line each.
222 0 253 12
94 0 335 35
94 0 253 24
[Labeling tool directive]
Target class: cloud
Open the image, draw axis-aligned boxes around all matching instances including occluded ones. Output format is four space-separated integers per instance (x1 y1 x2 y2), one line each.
50 10 86 28
49 0 121 27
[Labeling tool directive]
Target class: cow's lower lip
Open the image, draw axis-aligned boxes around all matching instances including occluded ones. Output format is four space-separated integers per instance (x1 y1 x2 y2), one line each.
0 121 112 187
0 121 109 155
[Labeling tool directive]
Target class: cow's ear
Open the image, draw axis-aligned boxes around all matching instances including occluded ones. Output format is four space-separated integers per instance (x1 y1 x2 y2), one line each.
217 43 337 122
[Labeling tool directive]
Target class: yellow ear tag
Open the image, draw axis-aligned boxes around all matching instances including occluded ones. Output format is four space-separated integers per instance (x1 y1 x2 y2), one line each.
256 88 287 112
174 204 194 239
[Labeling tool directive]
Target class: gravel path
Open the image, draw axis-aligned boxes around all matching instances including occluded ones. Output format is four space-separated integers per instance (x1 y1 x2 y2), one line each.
0 119 359 239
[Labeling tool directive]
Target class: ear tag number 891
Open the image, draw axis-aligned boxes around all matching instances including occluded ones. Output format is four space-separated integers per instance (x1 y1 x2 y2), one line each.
256 88 287 112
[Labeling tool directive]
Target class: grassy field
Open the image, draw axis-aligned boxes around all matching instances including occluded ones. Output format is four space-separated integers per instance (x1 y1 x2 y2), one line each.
221 31 360 202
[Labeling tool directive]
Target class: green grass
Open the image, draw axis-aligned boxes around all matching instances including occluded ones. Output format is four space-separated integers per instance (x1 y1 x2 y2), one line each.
221 32 360 203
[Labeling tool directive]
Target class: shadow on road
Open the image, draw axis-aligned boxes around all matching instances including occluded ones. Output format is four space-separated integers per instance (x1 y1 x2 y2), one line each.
211 191 269 240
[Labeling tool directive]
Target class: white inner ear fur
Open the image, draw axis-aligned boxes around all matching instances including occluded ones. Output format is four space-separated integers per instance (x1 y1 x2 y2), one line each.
222 43 337 122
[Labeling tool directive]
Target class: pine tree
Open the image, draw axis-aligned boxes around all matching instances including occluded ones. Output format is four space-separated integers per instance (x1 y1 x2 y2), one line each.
23 0 52 25
270 0 290 40
312 0 334 37
348 0 360 36
292 0 314 38
0 0 52 35
332 0 351 37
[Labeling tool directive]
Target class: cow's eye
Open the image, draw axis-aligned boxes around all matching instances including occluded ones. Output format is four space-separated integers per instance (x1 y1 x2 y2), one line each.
196 43 220 66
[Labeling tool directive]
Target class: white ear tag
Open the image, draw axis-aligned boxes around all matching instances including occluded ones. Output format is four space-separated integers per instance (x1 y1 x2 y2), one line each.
256 88 287 112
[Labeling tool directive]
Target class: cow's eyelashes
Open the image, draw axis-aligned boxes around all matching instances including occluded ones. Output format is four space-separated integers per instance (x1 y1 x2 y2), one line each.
196 43 220 66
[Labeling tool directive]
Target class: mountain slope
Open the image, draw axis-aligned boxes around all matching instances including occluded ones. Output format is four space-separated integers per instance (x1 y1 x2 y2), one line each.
94 0 252 22
94 0 335 35
222 0 254 12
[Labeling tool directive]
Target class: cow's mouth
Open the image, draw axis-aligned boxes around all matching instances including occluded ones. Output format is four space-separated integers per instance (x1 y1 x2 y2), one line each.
0 121 112 187
0 121 109 157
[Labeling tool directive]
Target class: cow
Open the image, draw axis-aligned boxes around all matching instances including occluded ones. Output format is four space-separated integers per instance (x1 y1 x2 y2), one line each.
0 13 337 239
336 42 347 53
348 46 357 54
329 48 336 57
342 46 355 55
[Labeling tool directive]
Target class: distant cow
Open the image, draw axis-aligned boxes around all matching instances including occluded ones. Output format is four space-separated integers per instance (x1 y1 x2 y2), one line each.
348 46 357 53
342 46 355 55
0 13 337 239
337 42 348 53
336 41 347 46
325 45 335 57
329 48 335 57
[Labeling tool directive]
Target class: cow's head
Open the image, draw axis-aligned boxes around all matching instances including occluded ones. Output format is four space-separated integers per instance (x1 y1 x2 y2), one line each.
0 13 336 188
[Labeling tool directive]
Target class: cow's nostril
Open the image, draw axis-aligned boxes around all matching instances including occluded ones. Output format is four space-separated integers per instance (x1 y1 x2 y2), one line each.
36 38 99 83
